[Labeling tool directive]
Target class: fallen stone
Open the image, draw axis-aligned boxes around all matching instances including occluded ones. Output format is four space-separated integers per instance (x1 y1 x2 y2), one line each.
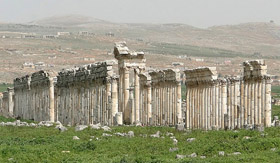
115 132 126 137
135 122 142 127
169 147 179 152
219 151 225 156
232 152 241 155
176 154 186 159
243 136 251 140
38 121 53 127
176 123 185 131
90 123 101 130
255 125 264 132
6 122 16 126
55 121 62 126
166 132 174 136
274 116 279 121
58 125 68 132
127 131 134 138
173 138 178 145
61 151 70 153
150 131 160 138
73 136 80 140
189 153 197 158
75 125 88 131
271 148 277 151
8 158 14 161
29 123 36 127
187 138 196 142
244 124 253 130
101 126 111 132
90 136 95 139
102 133 112 137
200 156 206 159
0 122 5 126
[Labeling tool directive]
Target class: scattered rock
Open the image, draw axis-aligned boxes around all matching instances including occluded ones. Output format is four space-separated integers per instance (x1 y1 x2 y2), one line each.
169 147 179 152
233 130 239 133
61 151 70 153
271 148 277 151
140 134 147 138
58 125 68 132
55 121 62 126
102 133 112 137
6 122 16 126
89 139 92 141
127 131 134 138
115 132 126 137
200 156 206 159
90 123 101 129
101 126 111 132
274 116 279 121
244 124 253 130
170 136 176 139
176 123 185 131
243 136 251 140
135 122 142 127
8 158 14 161
38 121 53 127
166 132 174 136
219 151 225 156
232 152 241 155
173 138 178 145
73 136 80 140
256 125 264 132
150 131 160 138
187 138 196 142
189 153 197 158
29 123 36 127
90 136 95 139
75 125 88 131
176 154 186 159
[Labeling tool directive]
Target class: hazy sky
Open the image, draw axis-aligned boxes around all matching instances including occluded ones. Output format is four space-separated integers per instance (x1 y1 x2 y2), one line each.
0 0 279 28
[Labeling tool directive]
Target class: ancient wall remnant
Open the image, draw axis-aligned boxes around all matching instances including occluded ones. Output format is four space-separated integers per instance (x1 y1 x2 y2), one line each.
56 62 119 126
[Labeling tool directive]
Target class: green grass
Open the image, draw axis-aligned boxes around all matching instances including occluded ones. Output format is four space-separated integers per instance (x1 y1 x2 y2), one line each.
0 83 13 92
272 86 280 98
1 116 280 162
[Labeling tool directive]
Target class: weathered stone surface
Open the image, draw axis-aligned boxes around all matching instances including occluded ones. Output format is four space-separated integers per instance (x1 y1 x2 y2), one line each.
73 136 80 140
75 125 88 131
127 131 134 138
187 138 196 142
219 151 225 156
176 124 185 131
150 131 160 138
169 147 179 152
176 154 186 159
102 133 112 137
189 153 197 158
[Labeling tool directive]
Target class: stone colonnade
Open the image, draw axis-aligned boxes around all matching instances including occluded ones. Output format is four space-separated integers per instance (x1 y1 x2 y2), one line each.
0 88 14 117
114 42 146 124
56 62 119 126
149 69 182 126
184 60 272 130
13 71 56 122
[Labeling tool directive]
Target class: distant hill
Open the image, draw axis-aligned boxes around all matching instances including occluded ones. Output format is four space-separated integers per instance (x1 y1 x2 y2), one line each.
29 15 112 27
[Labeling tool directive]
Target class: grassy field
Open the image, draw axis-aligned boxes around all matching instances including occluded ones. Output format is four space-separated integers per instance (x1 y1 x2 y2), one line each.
0 118 280 162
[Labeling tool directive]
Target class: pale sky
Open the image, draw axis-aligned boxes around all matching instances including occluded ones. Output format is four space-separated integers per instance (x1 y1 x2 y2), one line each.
0 0 279 28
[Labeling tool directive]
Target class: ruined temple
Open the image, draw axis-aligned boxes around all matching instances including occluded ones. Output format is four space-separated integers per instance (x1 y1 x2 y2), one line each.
0 42 272 129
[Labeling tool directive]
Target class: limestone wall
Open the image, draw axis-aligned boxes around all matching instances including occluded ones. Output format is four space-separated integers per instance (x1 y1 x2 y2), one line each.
55 62 119 126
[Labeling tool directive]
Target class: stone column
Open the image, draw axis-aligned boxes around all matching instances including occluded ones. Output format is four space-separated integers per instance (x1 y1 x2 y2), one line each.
257 81 262 125
186 85 190 129
8 88 14 117
251 81 255 126
112 78 118 125
265 77 271 127
176 82 182 124
123 67 130 124
49 78 55 122
134 69 140 124
147 84 152 125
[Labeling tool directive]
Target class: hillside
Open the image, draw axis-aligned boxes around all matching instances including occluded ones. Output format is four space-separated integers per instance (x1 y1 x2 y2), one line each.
29 15 111 27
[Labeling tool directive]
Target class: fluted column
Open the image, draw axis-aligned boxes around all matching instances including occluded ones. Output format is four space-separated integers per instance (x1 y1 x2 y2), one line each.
134 69 140 124
123 67 130 124
265 77 271 127
112 78 118 125
176 82 182 124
